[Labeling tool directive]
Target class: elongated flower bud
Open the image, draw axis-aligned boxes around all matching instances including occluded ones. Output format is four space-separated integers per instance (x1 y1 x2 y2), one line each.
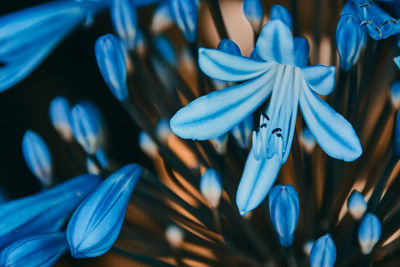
67 164 142 258
70 102 104 154
0 232 67 267
390 81 400 109
270 4 292 29
110 0 138 49
95 34 128 101
156 118 172 143
0 174 101 249
310 234 336 267
243 0 264 32
49 96 72 141
212 134 228 155
169 0 198 43
139 131 158 157
200 169 222 208
22 130 52 187
154 35 177 67
151 2 174 33
231 114 253 149
358 213 381 254
394 111 400 157
268 185 299 247
300 127 316 153
347 190 367 220
336 14 366 71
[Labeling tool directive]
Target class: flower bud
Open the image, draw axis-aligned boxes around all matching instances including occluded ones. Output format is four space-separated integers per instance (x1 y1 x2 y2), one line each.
270 4 292 30
154 35 177 67
347 190 367 220
0 174 101 249
358 213 381 254
165 225 184 248
0 232 67 267
336 14 366 71
156 118 172 143
390 81 400 109
67 164 142 258
70 102 104 154
139 131 158 157
303 240 314 256
110 0 138 49
395 56 400 70
394 111 400 157
212 134 228 155
310 234 336 267
200 169 222 208
22 130 52 187
268 185 299 247
49 96 72 141
243 0 264 32
95 34 128 101
231 114 253 149
300 127 316 153
169 0 198 43
151 2 174 33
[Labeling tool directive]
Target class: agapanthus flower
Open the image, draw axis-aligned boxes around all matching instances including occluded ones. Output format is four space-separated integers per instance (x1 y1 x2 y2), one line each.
170 20 362 214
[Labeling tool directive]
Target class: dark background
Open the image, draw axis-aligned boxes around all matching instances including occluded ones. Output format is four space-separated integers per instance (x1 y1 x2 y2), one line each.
0 0 150 199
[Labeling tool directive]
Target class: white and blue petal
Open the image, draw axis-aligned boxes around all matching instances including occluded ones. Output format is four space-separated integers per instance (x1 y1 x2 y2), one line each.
301 65 336 96
299 79 362 161
236 147 281 215
198 48 273 82
255 20 295 65
170 69 276 140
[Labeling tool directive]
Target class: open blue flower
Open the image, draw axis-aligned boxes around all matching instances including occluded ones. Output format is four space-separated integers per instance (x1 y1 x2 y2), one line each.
170 20 362 214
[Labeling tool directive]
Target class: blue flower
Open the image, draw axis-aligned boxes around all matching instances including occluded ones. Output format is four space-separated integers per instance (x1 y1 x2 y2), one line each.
67 164 142 258
347 190 367 220
200 169 223 208
49 96 73 141
268 185 299 247
170 20 362 214
0 0 106 92
22 130 53 187
95 34 129 101
168 0 198 42
0 232 67 267
0 174 101 249
358 213 382 254
310 234 336 267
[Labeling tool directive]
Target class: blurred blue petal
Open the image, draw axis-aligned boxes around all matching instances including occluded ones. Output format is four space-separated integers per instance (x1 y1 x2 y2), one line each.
95 34 128 101
394 111 400 157
243 0 264 31
236 147 281 215
22 130 52 187
358 213 382 254
395 56 400 70
200 169 222 208
67 164 142 258
49 96 72 141
198 48 273 82
301 65 336 95
154 35 177 66
347 190 367 220
255 20 295 65
0 232 67 267
270 4 292 29
299 81 362 161
391 81 400 109
111 0 138 49
169 0 198 42
151 2 174 33
294 37 309 67
133 0 167 6
310 234 336 267
0 174 101 249
231 114 253 148
170 69 276 140
268 185 299 247
218 39 242 56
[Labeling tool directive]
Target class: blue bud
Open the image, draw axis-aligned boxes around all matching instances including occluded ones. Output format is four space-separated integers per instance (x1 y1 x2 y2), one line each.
95 34 129 101
300 127 316 153
268 185 299 247
358 213 382 254
293 37 309 67
200 169 222 208
394 111 400 157
139 131 158 157
169 0 198 42
395 56 400 70
212 134 228 154
231 114 253 149
243 0 264 31
218 39 242 56
22 130 52 187
70 102 104 154
151 2 174 33
347 190 367 220
270 4 292 30
154 35 177 66
391 81 400 109
156 118 172 143
67 164 142 258
111 0 138 49
0 174 101 249
310 234 336 267
336 14 366 71
49 96 72 141
0 232 67 267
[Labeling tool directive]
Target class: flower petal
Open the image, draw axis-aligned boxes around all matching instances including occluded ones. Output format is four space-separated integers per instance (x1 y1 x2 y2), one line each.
255 20 295 65
198 47 273 82
236 147 281 215
170 69 276 140
301 65 336 95
299 80 362 161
